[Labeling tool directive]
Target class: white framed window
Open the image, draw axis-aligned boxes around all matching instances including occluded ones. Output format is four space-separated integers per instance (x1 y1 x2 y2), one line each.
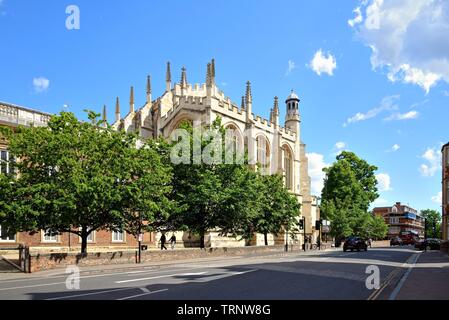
256 135 270 174
283 146 293 190
112 230 125 243
42 229 58 243
0 225 16 242
0 149 13 175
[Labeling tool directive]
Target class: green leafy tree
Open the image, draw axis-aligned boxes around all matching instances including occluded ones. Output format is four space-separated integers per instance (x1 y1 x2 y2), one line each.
253 174 301 245
421 209 442 239
321 151 379 246
368 215 388 240
4 111 172 253
170 118 229 248
116 138 177 240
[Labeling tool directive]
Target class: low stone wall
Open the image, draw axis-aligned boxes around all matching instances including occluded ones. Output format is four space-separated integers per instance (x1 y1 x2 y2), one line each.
27 245 292 273
371 240 390 248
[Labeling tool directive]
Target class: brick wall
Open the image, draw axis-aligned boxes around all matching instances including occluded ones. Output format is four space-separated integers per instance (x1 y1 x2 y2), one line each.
26 245 291 273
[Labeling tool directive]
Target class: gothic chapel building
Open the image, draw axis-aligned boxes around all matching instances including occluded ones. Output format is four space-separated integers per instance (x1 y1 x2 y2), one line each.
109 60 320 247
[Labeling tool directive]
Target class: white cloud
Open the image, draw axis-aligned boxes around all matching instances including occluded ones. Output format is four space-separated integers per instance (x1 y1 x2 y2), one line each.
332 141 348 156
33 77 50 93
285 60 296 76
373 198 389 206
419 146 441 177
306 152 328 195
384 110 419 121
309 50 337 76
442 90 449 97
350 0 449 93
376 173 393 191
344 95 399 126
391 144 400 152
348 7 363 27
431 191 442 204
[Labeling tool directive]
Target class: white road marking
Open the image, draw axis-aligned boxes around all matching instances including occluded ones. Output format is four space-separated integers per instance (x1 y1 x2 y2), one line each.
115 272 208 284
388 253 420 300
117 288 168 300
45 287 133 300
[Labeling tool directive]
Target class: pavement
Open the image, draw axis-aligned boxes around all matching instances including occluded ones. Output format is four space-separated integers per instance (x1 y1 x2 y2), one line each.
0 246 447 300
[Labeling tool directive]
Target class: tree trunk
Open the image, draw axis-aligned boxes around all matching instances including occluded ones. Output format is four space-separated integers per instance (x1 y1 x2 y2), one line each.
80 227 88 254
200 232 205 249
264 233 268 246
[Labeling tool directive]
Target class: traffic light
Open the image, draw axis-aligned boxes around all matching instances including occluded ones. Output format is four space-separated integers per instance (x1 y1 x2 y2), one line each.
315 220 322 229
299 218 304 230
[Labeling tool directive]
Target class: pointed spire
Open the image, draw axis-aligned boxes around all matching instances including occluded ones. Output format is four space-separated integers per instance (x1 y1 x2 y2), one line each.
102 104 107 125
211 58 216 85
206 62 212 87
245 81 252 104
245 81 253 121
241 96 245 111
269 108 274 123
129 86 135 113
115 97 120 122
273 96 279 115
146 75 152 104
180 66 187 88
166 61 172 91
147 75 151 95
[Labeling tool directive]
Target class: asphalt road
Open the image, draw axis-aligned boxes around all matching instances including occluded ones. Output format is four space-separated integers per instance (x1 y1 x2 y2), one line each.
0 246 447 300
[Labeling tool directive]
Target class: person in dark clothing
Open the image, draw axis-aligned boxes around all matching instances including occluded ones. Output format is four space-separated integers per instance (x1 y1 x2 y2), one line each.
169 234 177 250
160 234 167 250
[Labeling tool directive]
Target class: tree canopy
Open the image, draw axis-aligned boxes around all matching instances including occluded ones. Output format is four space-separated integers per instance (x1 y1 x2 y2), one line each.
321 151 385 244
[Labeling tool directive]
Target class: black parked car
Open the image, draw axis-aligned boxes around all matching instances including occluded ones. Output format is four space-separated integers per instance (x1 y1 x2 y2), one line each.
390 237 403 246
343 237 368 252
415 238 441 250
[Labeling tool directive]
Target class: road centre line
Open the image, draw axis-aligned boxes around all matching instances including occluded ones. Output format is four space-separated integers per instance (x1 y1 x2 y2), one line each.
115 272 208 284
45 287 134 300
117 288 169 300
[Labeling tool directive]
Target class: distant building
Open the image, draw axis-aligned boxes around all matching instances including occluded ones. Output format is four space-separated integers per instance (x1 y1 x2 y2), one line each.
442 142 449 240
373 202 425 239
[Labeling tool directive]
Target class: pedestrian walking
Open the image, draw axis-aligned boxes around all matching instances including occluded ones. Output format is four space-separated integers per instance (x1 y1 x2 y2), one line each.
169 234 177 250
368 238 372 248
160 233 167 250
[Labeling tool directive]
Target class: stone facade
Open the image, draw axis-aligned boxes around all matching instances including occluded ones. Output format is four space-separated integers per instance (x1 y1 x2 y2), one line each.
0 60 321 251
108 60 320 246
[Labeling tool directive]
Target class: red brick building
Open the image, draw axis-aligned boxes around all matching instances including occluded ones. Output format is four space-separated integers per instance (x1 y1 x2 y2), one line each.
0 101 159 251
373 202 425 240
442 142 449 240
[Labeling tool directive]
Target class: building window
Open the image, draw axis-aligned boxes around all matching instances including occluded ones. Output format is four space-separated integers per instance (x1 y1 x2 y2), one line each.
112 230 125 243
256 135 270 174
283 146 293 190
224 125 243 164
0 149 14 175
389 217 399 224
42 229 58 243
0 225 16 242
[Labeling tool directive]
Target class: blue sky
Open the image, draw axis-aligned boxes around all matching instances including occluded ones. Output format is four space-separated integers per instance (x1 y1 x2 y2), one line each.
0 0 448 212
